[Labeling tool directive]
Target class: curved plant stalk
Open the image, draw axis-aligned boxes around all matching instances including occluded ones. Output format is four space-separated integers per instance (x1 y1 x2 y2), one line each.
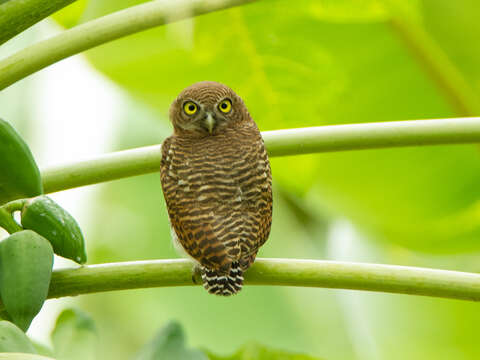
0 207 22 233
42 117 480 193
0 0 77 45
45 258 480 302
389 16 480 116
0 0 259 90
0 199 27 234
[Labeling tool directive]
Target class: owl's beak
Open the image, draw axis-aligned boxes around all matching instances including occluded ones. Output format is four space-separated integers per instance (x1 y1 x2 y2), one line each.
204 113 216 134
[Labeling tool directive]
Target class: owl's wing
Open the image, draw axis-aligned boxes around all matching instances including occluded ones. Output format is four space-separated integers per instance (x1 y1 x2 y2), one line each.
237 138 273 269
160 137 234 272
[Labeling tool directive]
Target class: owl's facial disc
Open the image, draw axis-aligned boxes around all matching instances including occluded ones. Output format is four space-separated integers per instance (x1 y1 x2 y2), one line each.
177 103 219 135
171 82 250 137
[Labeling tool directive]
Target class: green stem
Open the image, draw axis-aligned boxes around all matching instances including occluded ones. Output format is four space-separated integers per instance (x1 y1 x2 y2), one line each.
0 0 77 45
46 258 480 302
389 12 480 115
2 198 27 213
42 117 480 193
0 0 259 90
0 208 22 233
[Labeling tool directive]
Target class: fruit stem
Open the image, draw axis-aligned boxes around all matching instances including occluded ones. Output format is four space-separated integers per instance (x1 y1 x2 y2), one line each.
0 208 22 234
2 198 28 213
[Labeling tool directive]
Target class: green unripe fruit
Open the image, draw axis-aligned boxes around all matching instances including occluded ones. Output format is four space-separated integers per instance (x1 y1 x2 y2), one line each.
21 196 87 264
0 321 37 353
0 118 43 205
0 231 54 331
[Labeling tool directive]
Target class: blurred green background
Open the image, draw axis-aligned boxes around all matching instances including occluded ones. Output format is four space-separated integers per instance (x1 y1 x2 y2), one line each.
2 0 480 358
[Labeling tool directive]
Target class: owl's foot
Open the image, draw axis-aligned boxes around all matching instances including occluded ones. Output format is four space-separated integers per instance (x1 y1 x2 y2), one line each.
191 264 202 284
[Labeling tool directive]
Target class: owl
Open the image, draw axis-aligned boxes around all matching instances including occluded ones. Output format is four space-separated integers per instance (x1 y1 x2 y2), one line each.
160 81 272 296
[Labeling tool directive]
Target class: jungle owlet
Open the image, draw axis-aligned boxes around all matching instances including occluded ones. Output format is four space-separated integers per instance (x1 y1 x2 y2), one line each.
160 81 272 296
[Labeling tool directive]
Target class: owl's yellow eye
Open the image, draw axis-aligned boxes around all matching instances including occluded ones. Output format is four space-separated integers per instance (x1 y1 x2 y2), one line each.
183 101 198 115
218 99 232 113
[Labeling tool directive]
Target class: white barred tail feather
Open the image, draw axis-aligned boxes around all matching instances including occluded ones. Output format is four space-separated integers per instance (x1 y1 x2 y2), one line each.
200 261 244 296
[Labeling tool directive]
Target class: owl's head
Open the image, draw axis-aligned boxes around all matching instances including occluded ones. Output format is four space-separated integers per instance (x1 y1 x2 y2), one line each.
169 81 251 137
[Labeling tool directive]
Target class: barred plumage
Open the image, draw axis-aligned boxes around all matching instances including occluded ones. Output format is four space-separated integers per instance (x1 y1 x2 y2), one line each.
160 81 272 296
201 261 243 296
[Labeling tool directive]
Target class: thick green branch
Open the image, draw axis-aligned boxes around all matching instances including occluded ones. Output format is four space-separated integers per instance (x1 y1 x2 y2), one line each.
41 117 480 193
48 258 480 302
0 0 77 45
0 0 258 90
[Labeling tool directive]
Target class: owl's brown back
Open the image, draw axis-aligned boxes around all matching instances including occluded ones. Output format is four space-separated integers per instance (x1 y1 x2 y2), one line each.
160 120 272 273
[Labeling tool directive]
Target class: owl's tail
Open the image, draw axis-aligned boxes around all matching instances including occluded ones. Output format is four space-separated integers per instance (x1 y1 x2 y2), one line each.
200 262 243 296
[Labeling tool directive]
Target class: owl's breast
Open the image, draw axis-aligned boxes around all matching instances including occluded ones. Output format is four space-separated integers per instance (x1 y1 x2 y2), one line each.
160 122 272 271
165 128 269 214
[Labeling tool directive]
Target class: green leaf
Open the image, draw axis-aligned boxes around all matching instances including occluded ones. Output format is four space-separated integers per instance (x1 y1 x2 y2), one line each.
51 0 87 28
0 231 53 331
305 0 389 22
51 308 97 360
134 321 207 360
422 0 480 93
0 354 55 360
21 196 87 264
0 321 37 354
0 119 42 206
207 342 323 360
305 0 420 23
0 0 77 45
